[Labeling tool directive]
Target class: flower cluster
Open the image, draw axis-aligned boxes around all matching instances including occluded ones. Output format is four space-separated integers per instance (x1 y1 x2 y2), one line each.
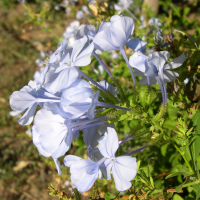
9 14 186 193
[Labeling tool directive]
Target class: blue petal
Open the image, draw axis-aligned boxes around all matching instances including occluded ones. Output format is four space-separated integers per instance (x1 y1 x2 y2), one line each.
74 42 94 67
71 172 98 193
151 51 170 70
126 38 148 53
115 156 137 181
70 159 97 179
164 54 186 70
64 155 82 167
112 161 133 191
32 125 51 157
98 127 119 158
18 103 37 125
10 91 36 111
71 36 88 63
129 52 148 73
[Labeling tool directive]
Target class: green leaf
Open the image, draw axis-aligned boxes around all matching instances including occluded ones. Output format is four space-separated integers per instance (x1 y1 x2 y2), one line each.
104 192 116 200
118 114 129 121
137 160 141 171
165 171 192 179
161 143 169 156
129 194 135 200
173 194 184 200
175 177 189 193
192 111 200 134
183 7 190 16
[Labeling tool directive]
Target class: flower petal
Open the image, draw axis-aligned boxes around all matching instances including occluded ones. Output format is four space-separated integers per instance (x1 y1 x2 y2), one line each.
71 36 88 63
151 51 170 70
70 159 97 179
112 162 131 191
98 127 119 158
64 155 82 167
45 68 79 94
126 38 148 53
164 54 186 70
73 42 94 67
18 103 37 125
32 125 51 157
129 52 148 73
163 70 179 82
144 58 159 77
115 156 137 181
71 172 98 193
10 91 36 111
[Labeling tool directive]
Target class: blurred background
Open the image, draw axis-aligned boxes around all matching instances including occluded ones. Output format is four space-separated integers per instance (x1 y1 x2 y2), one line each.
0 0 200 199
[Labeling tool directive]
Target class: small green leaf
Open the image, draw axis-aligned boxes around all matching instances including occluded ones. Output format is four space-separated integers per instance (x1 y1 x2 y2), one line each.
173 194 184 200
137 160 141 171
192 111 200 134
175 177 189 193
161 143 169 156
118 114 129 121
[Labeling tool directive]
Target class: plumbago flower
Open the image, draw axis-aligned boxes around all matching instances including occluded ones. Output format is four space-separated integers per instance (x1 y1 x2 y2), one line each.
9 81 60 125
32 107 73 175
64 127 137 193
32 101 108 174
98 128 137 191
129 50 186 104
93 15 136 85
76 24 116 79
93 15 134 52
60 78 94 119
83 123 115 160
35 40 68 87
114 0 137 20
44 36 94 94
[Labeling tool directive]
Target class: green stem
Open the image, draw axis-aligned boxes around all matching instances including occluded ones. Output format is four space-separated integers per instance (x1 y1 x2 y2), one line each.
49 28 60 42
152 121 164 133
173 143 194 174
183 180 200 188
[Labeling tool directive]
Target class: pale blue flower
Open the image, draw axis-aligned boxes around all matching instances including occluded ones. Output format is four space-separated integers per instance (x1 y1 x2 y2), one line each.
64 155 105 193
49 40 68 64
32 106 74 176
76 11 84 19
64 127 137 192
148 18 162 27
129 51 186 104
44 36 94 94
93 15 136 84
114 0 137 20
114 0 133 11
93 15 134 51
83 123 115 161
9 81 60 125
60 79 94 119
98 127 137 191
76 25 95 40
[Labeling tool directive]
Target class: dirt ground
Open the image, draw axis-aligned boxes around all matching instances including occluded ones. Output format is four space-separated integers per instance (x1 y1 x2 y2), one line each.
0 3 67 200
